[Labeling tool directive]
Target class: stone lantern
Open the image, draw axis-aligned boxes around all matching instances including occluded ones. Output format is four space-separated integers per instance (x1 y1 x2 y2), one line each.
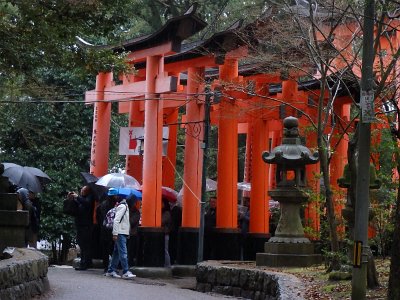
338 163 381 239
256 116 322 267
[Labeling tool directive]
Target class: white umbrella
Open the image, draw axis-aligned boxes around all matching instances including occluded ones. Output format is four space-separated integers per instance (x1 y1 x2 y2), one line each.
95 173 141 189
237 182 251 191
205 178 217 191
178 178 217 198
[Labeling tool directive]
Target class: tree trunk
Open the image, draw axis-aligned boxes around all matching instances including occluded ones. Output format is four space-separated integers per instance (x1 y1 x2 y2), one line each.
367 249 379 288
348 129 379 288
319 146 341 271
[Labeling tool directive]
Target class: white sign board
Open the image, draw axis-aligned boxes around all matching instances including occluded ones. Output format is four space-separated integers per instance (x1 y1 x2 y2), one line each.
360 90 375 123
119 127 169 156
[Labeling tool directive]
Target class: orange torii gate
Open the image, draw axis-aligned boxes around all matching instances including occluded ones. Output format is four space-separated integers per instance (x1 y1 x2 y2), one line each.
84 5 366 266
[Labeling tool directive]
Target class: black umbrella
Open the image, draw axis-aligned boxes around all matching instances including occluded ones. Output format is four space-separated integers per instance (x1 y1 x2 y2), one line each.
80 172 107 200
2 163 51 193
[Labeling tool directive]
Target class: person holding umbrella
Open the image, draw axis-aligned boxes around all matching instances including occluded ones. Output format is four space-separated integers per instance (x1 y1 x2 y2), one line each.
105 193 136 279
96 188 119 274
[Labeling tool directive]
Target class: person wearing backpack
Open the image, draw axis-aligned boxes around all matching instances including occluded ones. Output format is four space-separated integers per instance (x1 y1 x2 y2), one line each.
96 188 119 273
105 195 136 279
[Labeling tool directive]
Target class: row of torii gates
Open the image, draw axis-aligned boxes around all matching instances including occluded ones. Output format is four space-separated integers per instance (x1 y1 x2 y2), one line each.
83 5 393 266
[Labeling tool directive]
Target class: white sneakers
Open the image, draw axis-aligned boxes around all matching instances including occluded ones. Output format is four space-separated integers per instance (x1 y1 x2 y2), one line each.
105 271 121 278
122 271 136 279
105 270 136 279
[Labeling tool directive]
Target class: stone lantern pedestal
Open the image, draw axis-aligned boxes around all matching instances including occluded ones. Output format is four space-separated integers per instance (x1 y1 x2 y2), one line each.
256 116 322 267
256 187 322 267
0 193 29 253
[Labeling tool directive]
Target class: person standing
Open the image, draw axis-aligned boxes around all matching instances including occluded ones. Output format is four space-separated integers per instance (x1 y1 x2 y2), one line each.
28 191 41 248
127 194 141 267
105 196 136 279
17 188 39 248
204 197 217 260
96 188 119 273
161 198 172 268
238 197 250 260
68 185 95 271
169 201 182 265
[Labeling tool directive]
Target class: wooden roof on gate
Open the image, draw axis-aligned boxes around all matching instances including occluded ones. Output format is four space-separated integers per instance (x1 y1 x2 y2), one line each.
76 3 207 54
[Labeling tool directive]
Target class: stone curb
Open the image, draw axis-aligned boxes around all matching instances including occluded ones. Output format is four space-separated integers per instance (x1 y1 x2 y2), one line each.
196 261 304 300
0 248 49 300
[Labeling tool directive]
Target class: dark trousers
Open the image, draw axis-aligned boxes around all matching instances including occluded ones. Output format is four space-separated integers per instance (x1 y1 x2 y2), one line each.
101 232 114 272
204 230 215 260
76 225 93 268
127 234 139 267
169 230 179 265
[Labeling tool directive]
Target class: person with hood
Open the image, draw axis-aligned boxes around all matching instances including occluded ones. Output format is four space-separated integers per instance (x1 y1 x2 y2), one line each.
17 188 38 248
105 195 136 279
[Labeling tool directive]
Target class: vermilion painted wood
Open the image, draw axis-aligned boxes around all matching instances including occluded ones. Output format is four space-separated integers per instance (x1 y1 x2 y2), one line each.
142 55 163 227
217 58 239 229
125 74 144 183
182 67 205 228
162 108 178 189
90 72 113 177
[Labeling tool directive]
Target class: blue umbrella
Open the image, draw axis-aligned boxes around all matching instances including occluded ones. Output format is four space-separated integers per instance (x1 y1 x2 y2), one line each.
116 187 142 199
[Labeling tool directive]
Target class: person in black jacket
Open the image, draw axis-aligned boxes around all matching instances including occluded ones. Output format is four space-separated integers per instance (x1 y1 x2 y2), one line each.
162 198 172 267
169 201 182 265
68 185 95 271
204 197 217 260
126 194 141 267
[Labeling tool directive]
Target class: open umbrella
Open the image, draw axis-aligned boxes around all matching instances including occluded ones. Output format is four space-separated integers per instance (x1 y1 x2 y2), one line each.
96 173 141 189
237 182 251 192
205 178 217 191
115 187 142 199
80 172 107 200
178 178 217 198
162 186 178 202
2 163 51 193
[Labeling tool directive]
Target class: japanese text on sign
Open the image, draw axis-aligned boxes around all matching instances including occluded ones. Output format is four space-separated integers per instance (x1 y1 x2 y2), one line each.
360 90 375 123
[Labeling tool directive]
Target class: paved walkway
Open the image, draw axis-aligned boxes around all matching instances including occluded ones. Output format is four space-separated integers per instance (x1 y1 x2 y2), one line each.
37 265 240 300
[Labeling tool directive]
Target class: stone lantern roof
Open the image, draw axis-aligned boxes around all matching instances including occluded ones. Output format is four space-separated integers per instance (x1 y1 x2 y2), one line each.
262 116 319 167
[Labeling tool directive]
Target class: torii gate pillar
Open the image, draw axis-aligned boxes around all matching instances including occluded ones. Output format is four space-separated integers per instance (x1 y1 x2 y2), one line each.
243 82 271 260
90 72 113 177
178 67 205 264
214 58 241 260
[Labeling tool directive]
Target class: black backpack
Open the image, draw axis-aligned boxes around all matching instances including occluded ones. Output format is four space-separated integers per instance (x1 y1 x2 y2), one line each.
63 197 79 216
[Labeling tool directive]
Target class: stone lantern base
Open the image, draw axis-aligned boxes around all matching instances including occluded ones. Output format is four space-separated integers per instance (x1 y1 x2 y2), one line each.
256 241 322 267
0 193 29 252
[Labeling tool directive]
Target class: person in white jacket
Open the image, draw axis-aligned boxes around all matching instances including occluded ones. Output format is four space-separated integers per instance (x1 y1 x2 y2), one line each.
105 197 136 279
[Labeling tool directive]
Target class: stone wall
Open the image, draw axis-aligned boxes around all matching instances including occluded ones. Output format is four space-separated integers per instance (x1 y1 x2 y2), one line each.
196 261 304 300
0 248 49 300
